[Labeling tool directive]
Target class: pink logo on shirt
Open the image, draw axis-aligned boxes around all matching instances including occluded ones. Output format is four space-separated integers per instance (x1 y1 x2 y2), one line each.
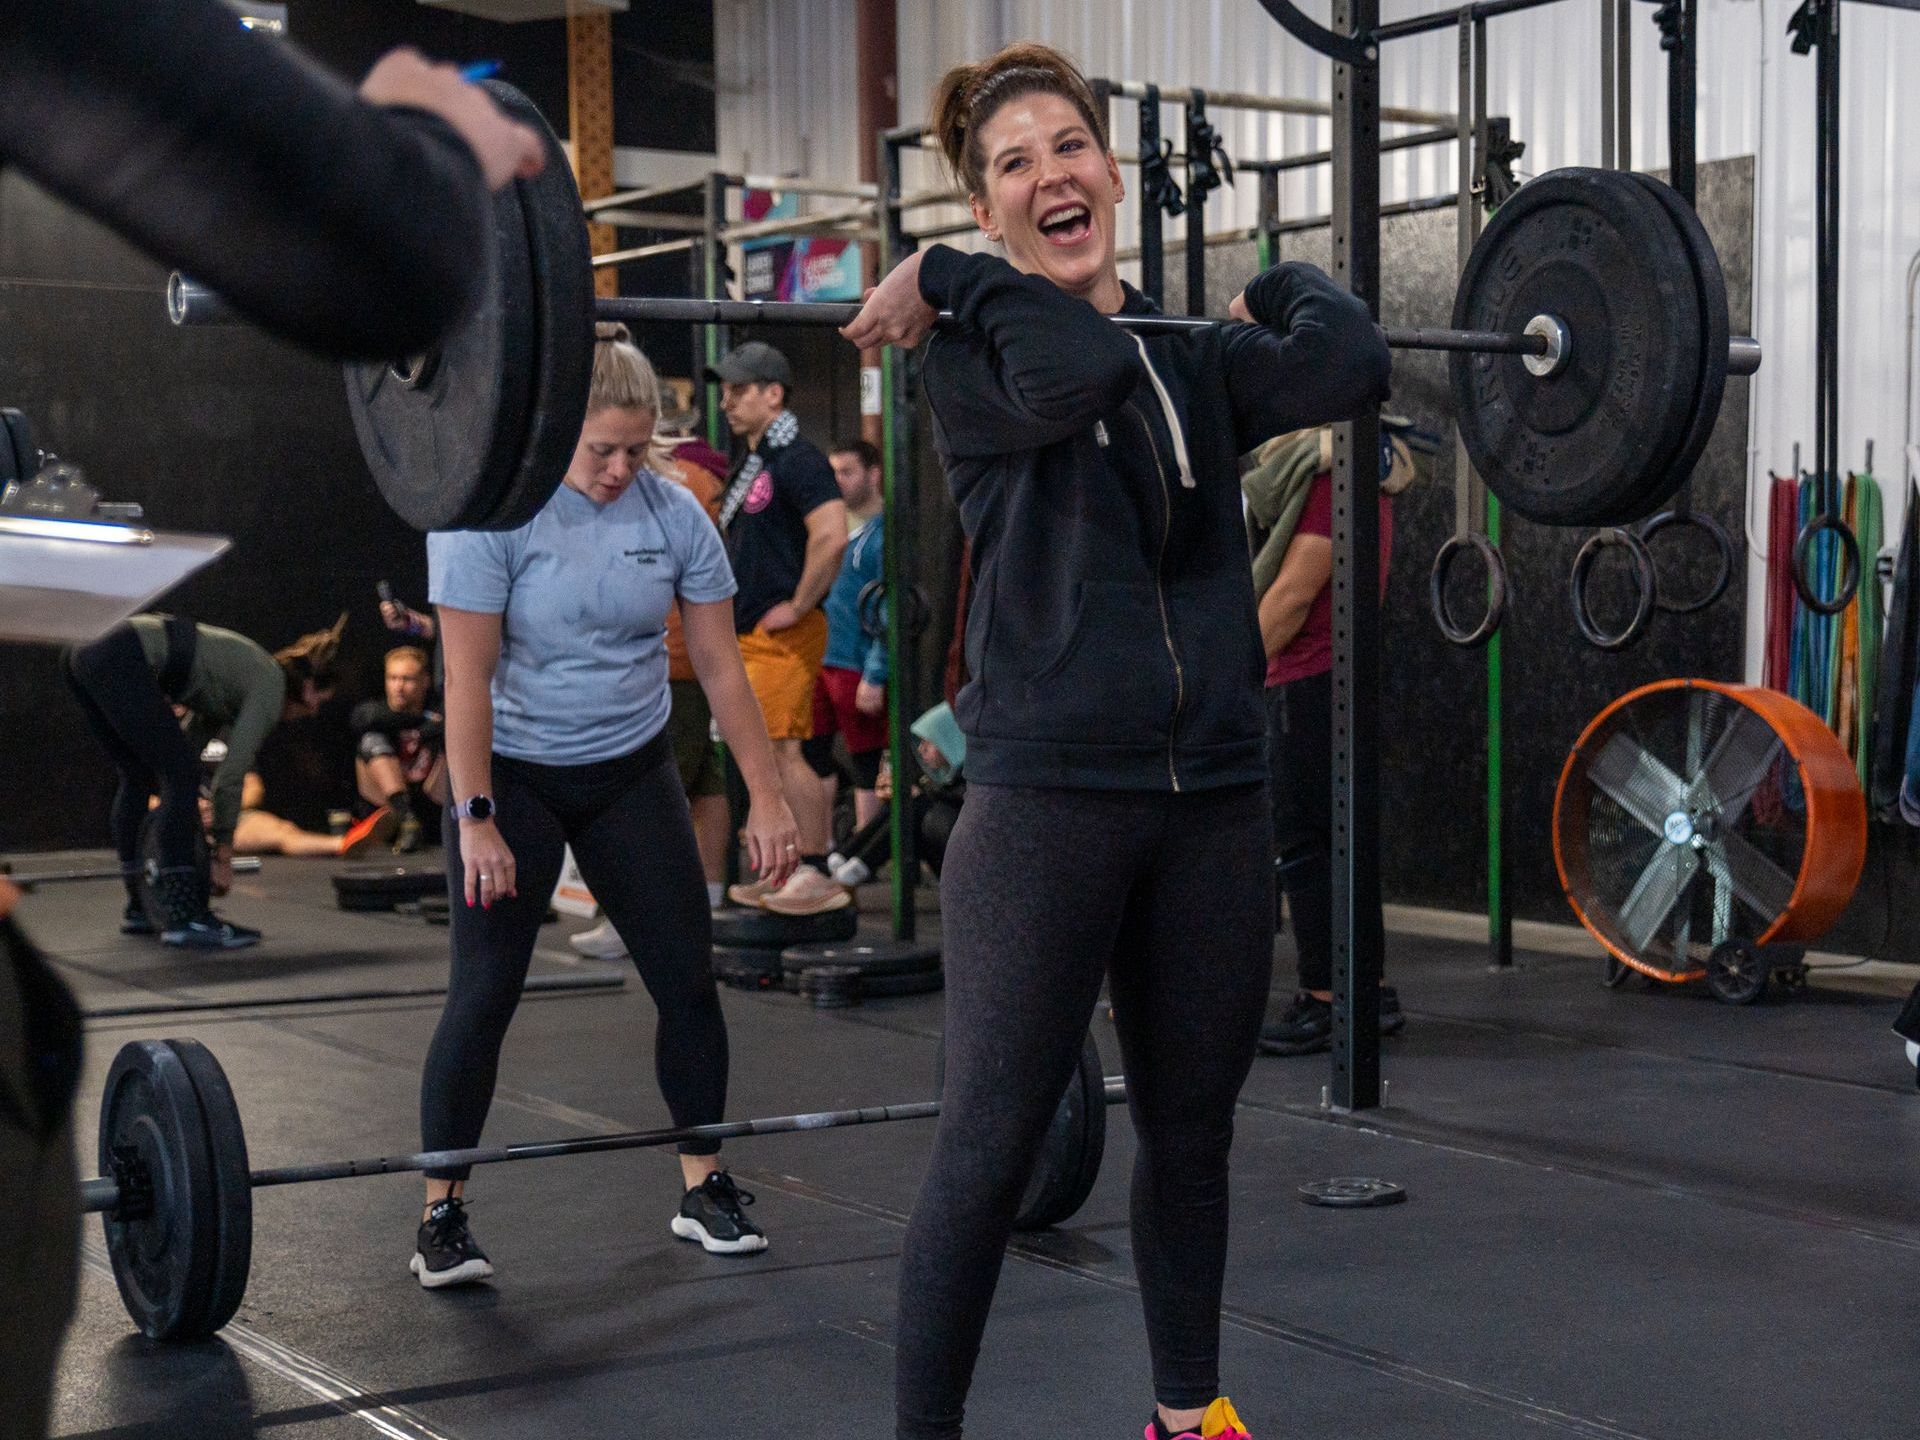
742 472 775 514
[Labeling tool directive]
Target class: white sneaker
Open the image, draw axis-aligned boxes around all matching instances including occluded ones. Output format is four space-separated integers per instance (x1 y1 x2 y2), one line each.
831 856 872 887
567 920 629 959
759 866 854 916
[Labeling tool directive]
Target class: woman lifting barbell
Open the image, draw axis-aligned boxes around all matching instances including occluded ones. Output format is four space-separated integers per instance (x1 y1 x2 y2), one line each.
415 325 800 1288
840 42 1391 1440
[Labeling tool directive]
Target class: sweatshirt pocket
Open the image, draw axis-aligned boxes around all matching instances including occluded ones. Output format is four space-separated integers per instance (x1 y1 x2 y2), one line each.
1170 578 1266 744
1017 580 1175 746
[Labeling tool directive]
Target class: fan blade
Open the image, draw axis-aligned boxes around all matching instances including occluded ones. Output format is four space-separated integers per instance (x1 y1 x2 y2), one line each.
1589 731 1690 836
1617 845 1701 955
1689 706 1783 825
1703 830 1797 924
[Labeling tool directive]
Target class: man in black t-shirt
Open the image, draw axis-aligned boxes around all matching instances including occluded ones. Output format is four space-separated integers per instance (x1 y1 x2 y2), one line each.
351 644 447 853
707 341 849 914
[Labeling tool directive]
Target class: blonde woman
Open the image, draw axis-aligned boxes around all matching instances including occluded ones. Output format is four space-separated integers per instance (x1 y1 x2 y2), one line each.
412 324 799 1287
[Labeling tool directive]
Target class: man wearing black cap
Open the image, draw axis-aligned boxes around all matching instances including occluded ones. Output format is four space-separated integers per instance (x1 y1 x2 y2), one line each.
707 341 851 915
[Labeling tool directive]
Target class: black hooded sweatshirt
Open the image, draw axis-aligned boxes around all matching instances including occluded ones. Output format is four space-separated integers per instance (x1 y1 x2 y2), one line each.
917 246 1392 793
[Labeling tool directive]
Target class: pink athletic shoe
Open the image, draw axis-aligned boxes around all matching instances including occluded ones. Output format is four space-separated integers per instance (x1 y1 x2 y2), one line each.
1146 1397 1251 1440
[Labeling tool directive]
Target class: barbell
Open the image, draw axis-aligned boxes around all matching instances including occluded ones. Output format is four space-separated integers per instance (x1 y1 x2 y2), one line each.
84 1033 1120 1342
4 855 260 890
164 83 1759 535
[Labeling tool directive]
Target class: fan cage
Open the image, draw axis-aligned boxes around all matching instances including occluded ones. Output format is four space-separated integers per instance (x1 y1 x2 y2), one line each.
1553 680 1866 981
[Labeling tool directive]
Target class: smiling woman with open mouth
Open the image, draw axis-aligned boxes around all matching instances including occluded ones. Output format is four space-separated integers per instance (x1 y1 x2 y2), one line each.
840 40 1393 1440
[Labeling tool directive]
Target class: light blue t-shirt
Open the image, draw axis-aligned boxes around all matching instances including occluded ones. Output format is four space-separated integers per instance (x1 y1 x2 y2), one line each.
428 471 736 765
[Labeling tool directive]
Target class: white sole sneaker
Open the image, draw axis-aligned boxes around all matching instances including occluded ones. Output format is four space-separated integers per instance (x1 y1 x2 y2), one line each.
410 1251 494 1288
566 921 629 960
670 1215 769 1255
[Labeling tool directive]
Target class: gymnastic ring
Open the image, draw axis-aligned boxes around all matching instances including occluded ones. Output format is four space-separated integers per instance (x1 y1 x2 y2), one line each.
857 579 932 641
1791 511 1862 616
1427 533 1507 648
1635 509 1734 615
1569 527 1657 652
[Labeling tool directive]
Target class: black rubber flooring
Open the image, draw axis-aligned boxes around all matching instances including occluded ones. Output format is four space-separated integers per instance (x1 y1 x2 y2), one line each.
24 849 1920 1440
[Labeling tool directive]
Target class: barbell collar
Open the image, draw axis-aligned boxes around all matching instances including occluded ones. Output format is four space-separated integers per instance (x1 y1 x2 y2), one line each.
1727 334 1763 377
166 273 235 327
83 1077 1130 1214
80 1176 121 1214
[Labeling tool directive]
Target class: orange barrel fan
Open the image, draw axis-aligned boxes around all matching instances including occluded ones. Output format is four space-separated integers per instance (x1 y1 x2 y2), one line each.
1552 680 1866 983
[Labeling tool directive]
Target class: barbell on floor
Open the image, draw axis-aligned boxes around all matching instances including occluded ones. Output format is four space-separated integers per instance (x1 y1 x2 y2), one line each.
84 1035 1122 1342
3 855 261 890
162 83 1760 537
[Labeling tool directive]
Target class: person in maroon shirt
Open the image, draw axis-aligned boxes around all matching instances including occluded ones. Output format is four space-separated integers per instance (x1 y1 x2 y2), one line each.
1257 433 1407 1056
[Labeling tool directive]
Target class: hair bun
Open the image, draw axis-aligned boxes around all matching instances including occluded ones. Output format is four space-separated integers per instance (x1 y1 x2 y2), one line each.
595 321 632 344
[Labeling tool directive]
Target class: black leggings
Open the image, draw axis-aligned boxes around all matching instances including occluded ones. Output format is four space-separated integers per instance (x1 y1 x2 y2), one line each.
1265 670 1382 992
62 625 201 910
421 734 728 1179
896 782 1272 1439
837 786 963 879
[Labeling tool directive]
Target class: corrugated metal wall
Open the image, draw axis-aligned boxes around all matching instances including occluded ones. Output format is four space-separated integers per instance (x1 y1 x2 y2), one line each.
715 0 1920 681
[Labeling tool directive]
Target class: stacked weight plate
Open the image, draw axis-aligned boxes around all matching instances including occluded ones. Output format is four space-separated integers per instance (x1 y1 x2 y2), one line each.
1450 168 1730 527
343 81 592 532
709 903 859 993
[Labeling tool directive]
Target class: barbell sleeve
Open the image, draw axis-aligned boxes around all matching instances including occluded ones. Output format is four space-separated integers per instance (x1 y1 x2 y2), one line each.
81 1077 1132 1215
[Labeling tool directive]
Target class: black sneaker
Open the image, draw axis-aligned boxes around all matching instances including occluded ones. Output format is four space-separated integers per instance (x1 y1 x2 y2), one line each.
671 1172 768 1255
393 813 423 855
160 912 261 950
120 899 157 937
1258 988 1405 1056
410 1198 493 1288
1258 993 1332 1056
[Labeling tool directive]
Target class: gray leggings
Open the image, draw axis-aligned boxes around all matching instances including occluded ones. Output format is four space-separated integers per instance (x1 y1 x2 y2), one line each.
896 782 1273 1439
421 734 727 1178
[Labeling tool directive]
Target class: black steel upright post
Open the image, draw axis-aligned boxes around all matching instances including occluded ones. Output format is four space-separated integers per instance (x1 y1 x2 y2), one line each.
1184 92 1209 314
1818 0 1840 522
878 128 919 943
1329 0 1383 1112
1256 167 1281 270
702 172 730 450
1668 0 1697 204
1138 89 1166 306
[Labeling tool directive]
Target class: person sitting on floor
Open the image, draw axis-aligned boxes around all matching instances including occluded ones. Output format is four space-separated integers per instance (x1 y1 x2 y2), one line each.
829 702 966 887
163 763 395 858
351 645 448 853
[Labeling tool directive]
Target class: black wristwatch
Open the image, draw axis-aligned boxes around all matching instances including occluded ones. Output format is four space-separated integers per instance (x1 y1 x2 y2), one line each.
456 795 494 822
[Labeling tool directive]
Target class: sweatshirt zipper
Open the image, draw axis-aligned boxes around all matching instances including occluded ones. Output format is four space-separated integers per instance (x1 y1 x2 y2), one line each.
1128 399 1184 792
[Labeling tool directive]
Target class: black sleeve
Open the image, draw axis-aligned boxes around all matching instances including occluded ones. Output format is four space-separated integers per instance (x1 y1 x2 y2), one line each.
916 245 1142 459
1218 262 1394 455
350 700 402 737
778 445 842 519
0 0 490 361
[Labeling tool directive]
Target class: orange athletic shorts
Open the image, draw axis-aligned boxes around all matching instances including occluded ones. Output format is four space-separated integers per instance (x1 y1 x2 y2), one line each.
737 610 828 741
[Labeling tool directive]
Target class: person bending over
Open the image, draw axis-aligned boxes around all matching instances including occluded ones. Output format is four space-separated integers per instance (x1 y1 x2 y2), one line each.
64 614 344 948
798 439 890 871
352 645 448 854
841 42 1390 1440
413 325 800 1289
829 702 967 888
709 341 851 916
